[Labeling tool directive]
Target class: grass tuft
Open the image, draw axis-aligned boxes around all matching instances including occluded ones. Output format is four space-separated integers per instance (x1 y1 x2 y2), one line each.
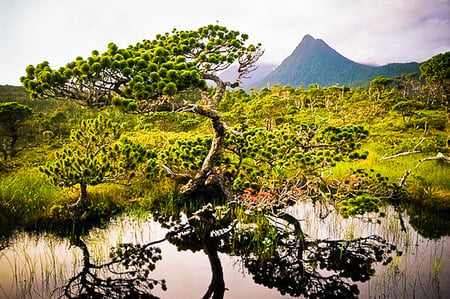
0 170 60 229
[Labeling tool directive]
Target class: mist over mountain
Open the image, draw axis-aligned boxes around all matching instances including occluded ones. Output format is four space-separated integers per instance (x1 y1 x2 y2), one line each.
219 64 277 89
243 35 421 89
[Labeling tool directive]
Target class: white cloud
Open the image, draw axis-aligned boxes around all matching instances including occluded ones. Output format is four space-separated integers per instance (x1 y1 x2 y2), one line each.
1 0 449 84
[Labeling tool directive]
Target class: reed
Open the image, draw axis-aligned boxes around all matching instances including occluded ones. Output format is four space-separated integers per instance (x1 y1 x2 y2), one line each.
430 254 446 285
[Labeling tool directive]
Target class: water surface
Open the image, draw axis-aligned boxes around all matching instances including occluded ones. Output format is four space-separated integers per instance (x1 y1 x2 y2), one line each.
0 200 448 298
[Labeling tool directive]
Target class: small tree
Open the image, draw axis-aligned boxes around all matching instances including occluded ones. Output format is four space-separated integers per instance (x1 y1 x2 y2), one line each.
0 102 34 160
40 116 154 209
49 111 69 139
420 52 450 121
420 52 450 98
369 76 393 101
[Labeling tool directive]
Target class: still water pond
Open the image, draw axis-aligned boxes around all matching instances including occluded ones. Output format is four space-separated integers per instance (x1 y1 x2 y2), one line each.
0 200 449 298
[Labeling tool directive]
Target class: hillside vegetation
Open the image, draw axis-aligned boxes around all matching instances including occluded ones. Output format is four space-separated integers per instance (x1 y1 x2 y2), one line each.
0 73 448 234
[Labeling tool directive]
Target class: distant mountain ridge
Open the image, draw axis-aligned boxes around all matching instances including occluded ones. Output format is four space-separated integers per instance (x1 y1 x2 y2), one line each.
248 35 421 89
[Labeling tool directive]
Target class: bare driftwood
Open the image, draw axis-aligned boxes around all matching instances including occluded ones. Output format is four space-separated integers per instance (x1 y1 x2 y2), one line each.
379 137 449 187
398 152 450 187
415 152 450 166
380 137 426 160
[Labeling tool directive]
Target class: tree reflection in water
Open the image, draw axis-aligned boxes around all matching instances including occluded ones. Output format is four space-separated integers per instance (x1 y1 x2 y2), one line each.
163 203 399 299
59 233 167 298
61 201 399 299
241 235 396 298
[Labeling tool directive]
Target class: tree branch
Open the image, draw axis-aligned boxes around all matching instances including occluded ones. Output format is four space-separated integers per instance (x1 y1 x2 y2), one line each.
157 161 192 179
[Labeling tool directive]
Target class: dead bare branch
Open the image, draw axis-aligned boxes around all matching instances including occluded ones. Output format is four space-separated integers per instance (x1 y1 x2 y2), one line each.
380 137 426 160
157 161 191 179
398 152 449 187
416 152 450 166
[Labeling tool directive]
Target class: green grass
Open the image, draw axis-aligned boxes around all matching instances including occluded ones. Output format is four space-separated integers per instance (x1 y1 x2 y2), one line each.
0 170 60 229
331 132 449 186
330 140 450 211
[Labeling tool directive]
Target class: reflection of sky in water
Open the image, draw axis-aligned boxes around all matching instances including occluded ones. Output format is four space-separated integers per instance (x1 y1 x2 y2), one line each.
286 202 450 298
0 201 449 298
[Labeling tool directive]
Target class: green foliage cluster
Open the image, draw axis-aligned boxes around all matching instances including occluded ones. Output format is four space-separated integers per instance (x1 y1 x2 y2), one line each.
326 168 402 219
0 102 32 126
21 24 261 111
369 76 393 99
156 122 369 193
224 123 368 192
340 195 381 218
160 135 212 172
318 125 369 154
420 52 450 91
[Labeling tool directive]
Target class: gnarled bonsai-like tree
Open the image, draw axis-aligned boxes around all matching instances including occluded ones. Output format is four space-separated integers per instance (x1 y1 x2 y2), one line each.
21 24 263 196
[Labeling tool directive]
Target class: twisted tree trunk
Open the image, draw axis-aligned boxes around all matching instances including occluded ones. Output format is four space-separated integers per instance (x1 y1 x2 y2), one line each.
180 113 225 195
140 101 231 198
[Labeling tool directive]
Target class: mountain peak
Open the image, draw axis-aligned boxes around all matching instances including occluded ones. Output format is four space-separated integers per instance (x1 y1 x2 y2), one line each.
254 35 420 88
294 34 331 54
301 34 316 42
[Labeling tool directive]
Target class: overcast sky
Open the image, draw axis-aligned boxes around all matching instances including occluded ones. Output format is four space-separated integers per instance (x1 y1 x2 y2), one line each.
1 0 449 85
